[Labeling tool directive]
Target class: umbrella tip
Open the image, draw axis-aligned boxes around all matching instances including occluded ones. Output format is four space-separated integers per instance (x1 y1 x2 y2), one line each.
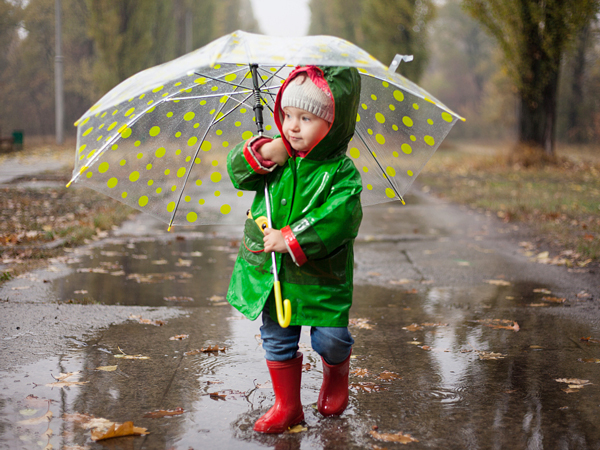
66 180 73 188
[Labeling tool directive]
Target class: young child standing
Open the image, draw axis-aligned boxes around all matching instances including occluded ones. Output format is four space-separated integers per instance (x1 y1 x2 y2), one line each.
226 65 362 434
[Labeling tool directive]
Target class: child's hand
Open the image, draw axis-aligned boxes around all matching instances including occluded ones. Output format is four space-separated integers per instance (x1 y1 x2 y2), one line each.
258 138 289 166
263 228 289 253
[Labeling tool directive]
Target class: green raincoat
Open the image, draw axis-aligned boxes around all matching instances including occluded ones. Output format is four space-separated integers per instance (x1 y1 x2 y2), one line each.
226 66 362 327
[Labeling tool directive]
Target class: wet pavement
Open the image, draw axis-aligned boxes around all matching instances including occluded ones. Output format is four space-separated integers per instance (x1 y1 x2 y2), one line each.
1 190 599 449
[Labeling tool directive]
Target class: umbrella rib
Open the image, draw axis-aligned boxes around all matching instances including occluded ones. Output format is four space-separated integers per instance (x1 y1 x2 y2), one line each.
193 71 250 90
166 81 249 229
354 127 405 205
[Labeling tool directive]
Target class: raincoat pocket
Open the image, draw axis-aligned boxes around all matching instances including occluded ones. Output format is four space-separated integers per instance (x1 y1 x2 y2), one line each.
282 244 348 285
240 218 268 266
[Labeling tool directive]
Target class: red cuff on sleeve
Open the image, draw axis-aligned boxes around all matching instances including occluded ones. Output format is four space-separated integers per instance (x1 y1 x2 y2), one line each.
281 225 307 266
243 137 277 174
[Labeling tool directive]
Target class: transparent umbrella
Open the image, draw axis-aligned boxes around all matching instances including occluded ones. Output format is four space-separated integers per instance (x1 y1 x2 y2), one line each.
68 30 464 230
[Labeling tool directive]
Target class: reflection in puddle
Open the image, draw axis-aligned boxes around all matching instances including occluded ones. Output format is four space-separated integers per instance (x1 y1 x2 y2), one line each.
1 231 600 449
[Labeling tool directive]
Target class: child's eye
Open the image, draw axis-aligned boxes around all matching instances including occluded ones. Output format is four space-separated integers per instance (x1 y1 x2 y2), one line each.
302 116 310 121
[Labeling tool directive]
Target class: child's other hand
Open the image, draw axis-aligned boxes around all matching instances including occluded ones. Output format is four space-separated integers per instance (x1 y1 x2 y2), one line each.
259 138 289 166
263 228 288 253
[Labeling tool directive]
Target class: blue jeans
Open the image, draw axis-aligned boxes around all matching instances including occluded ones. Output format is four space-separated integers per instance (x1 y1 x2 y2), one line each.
260 305 354 365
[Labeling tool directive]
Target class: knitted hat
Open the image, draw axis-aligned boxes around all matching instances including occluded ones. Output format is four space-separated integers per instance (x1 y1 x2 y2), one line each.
280 74 334 123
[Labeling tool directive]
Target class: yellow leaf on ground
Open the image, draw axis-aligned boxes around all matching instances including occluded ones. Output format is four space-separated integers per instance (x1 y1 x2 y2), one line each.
403 324 423 332
287 424 307 433
53 371 81 381
96 366 118 371
370 430 419 444
90 421 149 441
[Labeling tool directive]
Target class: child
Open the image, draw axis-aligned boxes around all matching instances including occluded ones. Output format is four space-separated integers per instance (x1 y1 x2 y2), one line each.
226 65 362 433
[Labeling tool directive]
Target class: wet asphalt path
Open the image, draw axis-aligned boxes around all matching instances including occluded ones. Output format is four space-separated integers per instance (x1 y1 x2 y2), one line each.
1 189 599 450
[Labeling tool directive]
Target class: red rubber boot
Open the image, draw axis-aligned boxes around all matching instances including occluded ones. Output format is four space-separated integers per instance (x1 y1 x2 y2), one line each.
317 353 351 416
254 352 304 433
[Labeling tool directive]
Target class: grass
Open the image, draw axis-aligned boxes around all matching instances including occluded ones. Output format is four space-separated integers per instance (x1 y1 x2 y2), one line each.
419 141 600 263
0 138 137 282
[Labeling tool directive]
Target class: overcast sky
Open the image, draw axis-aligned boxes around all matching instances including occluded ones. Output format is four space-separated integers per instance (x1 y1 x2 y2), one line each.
249 0 311 36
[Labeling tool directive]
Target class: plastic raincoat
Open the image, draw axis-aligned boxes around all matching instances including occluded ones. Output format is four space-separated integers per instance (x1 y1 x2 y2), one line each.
226 66 362 327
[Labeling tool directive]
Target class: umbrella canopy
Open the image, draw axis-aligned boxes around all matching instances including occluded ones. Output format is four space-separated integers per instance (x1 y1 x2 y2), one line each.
69 30 463 228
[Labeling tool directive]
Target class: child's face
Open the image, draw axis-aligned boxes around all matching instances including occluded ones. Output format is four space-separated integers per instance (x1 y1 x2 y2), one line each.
281 106 330 153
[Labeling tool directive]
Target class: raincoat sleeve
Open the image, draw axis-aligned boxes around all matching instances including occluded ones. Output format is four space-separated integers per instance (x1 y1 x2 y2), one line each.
281 158 362 266
227 136 277 191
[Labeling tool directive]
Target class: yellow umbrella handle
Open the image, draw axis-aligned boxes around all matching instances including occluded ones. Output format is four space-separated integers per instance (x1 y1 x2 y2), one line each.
273 280 292 328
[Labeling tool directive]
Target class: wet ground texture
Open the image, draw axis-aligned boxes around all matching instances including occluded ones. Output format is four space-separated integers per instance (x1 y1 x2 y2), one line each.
1 188 599 450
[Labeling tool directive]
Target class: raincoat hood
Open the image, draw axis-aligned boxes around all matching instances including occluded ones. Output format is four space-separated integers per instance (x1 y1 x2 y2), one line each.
275 66 361 161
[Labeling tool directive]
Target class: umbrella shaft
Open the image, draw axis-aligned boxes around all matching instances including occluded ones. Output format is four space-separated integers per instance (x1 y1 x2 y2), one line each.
250 64 264 135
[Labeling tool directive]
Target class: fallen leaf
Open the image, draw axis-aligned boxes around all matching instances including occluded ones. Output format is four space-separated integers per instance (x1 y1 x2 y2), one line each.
169 334 189 341
184 349 201 356
74 290 88 294
389 279 411 285
542 296 566 303
95 366 118 372
533 288 551 294
152 259 168 265
536 251 550 260
45 381 88 388
474 319 520 332
208 295 225 302
403 324 423 332
477 351 506 360
209 392 227 401
11 286 31 290
370 430 419 444
90 421 149 441
350 382 386 393
349 318 374 330
143 407 184 418
404 289 419 294
302 363 311 371
130 315 166 326
19 410 53 425
529 345 544 349
407 341 422 345
287 424 307 433
52 371 81 381
351 368 371 378
175 259 192 267
485 279 511 286
578 358 600 363
368 272 382 277
201 345 226 353
164 296 194 302
377 370 401 381
580 336 600 343
555 378 591 386
114 347 150 360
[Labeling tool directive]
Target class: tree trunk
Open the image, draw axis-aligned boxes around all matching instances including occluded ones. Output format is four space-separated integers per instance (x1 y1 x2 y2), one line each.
517 66 560 157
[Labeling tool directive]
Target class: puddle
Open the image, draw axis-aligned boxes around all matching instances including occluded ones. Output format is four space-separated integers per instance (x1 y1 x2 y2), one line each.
1 214 600 448
49 235 239 307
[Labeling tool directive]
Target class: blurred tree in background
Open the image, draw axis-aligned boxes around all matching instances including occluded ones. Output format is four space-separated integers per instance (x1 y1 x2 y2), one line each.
309 0 434 82
0 0 258 138
1 0 599 153
462 0 600 158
